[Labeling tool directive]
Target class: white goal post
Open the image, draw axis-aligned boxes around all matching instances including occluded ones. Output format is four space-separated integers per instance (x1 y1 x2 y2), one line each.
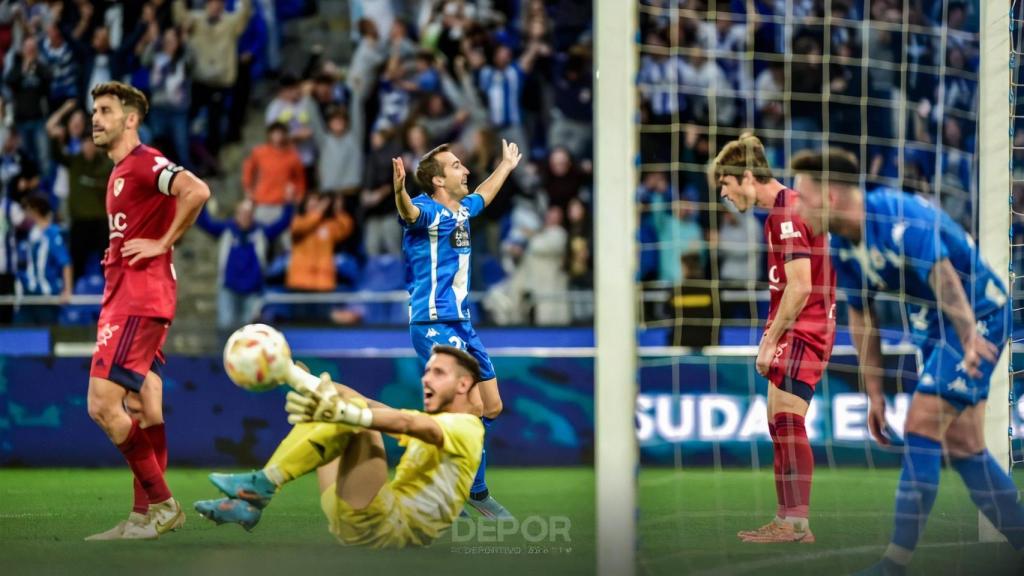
594 0 638 574
979 0 1013 544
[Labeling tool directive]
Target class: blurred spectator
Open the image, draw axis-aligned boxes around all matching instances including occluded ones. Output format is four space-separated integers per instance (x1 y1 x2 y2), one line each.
789 33 823 153
46 102 110 281
717 208 760 318
684 48 737 128
477 42 544 153
548 46 592 160
174 0 252 158
242 122 306 225
143 26 192 169
286 192 353 294
565 197 592 323
542 146 590 212
265 73 319 182
644 171 705 284
5 36 51 173
0 129 41 203
315 68 371 195
360 128 403 257
494 205 570 325
197 198 293 331
14 195 71 325
39 23 78 113
81 26 123 113
0 159 25 324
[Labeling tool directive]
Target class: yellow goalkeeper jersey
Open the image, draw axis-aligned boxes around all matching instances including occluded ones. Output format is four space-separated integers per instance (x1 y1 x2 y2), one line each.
391 411 484 542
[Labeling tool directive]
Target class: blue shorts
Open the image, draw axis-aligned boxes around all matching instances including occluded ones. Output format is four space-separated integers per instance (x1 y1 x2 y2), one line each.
410 321 496 382
915 306 1010 411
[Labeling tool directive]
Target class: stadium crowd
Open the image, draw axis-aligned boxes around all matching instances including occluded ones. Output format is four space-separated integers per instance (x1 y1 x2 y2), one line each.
636 0 983 333
0 0 595 328
0 0 986 331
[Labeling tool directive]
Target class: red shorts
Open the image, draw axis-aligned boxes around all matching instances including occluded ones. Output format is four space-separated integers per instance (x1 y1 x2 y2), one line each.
766 336 827 391
90 311 169 392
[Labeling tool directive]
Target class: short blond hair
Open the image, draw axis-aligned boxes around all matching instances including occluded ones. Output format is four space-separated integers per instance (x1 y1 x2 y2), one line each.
711 133 773 183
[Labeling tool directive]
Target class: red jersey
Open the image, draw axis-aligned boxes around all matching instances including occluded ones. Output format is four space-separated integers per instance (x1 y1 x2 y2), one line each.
101 144 183 319
764 188 836 355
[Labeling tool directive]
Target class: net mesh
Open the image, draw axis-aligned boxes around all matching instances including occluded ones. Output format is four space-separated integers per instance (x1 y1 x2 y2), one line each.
633 0 1004 573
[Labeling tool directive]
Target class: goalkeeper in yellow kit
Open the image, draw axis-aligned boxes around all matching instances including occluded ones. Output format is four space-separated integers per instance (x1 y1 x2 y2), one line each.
194 345 484 548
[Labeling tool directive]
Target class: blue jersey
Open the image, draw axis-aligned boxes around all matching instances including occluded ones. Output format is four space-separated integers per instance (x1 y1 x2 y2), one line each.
831 189 1007 345
402 193 484 323
17 223 70 296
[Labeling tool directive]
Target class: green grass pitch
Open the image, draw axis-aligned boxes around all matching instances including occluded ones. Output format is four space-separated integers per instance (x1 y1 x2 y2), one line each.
5 467 1024 575
0 468 594 576
639 468 1024 576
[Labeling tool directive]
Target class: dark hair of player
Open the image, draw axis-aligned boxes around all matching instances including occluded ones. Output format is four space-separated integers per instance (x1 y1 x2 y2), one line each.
711 133 774 184
21 194 52 217
267 121 289 134
416 143 452 194
790 148 861 186
431 344 482 385
91 81 150 119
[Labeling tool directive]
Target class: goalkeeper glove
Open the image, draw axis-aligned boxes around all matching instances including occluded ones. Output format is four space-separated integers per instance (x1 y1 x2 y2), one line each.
284 372 373 427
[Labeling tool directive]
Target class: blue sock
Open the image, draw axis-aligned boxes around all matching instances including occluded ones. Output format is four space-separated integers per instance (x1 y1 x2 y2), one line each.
951 450 1024 550
890 433 942 555
471 416 494 498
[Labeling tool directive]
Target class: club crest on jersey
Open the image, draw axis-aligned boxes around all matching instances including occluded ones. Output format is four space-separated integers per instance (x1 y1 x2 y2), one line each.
779 221 802 240
113 177 125 197
450 222 471 253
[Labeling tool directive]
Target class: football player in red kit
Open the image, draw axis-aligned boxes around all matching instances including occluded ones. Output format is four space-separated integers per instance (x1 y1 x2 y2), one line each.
84 82 210 540
712 136 836 543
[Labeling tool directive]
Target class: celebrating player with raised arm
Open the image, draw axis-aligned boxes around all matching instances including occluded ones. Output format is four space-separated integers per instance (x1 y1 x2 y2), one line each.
194 346 485 548
792 149 1024 575
712 135 836 544
390 140 521 518
84 82 210 540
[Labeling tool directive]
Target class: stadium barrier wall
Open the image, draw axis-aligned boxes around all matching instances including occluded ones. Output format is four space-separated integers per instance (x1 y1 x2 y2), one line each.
4 348 1023 468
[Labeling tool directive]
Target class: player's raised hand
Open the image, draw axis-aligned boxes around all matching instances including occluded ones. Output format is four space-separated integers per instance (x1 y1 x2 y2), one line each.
392 157 406 194
501 139 523 170
121 238 169 266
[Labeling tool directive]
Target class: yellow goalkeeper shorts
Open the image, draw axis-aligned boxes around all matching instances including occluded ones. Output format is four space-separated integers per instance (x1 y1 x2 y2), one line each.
320 483 427 548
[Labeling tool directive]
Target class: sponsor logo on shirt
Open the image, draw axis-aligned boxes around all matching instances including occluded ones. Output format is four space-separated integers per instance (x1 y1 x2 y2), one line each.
779 221 802 240
450 222 471 252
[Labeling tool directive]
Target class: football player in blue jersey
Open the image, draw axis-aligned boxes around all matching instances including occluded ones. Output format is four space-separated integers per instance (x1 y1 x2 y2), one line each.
392 139 522 518
792 149 1024 575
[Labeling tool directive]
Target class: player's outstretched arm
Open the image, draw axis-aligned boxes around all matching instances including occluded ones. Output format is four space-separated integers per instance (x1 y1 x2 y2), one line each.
284 385 444 447
848 303 889 444
393 157 421 223
928 258 1000 378
121 170 211 265
473 139 522 207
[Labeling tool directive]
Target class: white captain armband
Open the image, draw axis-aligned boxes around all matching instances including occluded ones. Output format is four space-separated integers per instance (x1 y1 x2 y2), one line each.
157 164 186 196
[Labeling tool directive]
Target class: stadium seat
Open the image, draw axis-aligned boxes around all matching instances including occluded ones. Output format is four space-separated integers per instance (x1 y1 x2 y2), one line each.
359 255 406 325
60 274 104 325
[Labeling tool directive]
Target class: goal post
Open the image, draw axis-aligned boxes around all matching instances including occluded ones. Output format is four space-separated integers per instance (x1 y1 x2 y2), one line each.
594 0 638 574
978 0 1012 544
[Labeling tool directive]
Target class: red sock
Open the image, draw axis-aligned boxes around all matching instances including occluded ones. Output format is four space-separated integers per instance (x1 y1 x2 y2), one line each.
773 412 813 519
118 420 172 506
132 423 168 513
769 422 785 519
